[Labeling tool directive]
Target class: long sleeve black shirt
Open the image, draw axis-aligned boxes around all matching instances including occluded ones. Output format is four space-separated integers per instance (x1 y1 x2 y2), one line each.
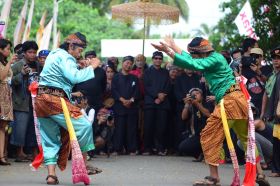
111 72 140 115
143 66 170 109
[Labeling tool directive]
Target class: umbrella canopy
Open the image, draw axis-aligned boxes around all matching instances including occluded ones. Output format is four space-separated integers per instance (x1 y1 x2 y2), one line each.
112 0 179 25
112 0 180 54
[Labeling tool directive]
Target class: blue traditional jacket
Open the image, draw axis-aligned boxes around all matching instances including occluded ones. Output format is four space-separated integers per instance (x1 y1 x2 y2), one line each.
39 48 94 99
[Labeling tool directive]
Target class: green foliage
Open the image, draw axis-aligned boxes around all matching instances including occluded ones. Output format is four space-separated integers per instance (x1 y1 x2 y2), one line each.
77 0 189 22
208 0 280 53
2 0 140 55
192 23 213 38
77 0 189 39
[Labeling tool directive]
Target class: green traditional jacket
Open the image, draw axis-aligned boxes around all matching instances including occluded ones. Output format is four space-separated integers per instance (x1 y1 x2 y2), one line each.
11 59 31 112
174 51 235 103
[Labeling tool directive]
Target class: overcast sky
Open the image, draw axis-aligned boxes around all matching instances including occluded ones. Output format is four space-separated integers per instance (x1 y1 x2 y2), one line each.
149 0 226 36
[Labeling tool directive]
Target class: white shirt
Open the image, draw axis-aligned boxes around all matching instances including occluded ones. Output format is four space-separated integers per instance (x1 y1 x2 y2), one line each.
81 108 95 124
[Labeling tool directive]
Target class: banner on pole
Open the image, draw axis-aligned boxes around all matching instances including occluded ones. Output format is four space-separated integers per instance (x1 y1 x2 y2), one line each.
0 0 13 38
234 1 258 40
13 0 28 46
22 0 35 42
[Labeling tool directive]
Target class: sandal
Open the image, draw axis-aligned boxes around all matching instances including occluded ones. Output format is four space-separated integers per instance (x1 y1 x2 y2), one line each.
86 165 103 175
268 173 280 177
193 176 221 186
14 156 30 162
46 175 59 185
256 174 270 186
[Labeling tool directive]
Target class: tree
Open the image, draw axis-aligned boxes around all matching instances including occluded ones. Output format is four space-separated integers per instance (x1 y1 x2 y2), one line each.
77 0 189 38
77 0 189 22
2 0 141 55
192 23 214 38
208 0 280 54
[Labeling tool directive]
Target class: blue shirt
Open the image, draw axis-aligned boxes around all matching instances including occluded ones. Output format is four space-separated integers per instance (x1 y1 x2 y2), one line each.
39 48 95 99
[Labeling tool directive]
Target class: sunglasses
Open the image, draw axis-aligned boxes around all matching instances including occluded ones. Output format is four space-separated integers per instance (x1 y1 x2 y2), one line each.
153 57 163 60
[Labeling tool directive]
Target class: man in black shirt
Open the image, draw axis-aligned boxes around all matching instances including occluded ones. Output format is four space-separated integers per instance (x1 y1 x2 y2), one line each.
111 56 140 155
74 50 106 112
143 51 171 155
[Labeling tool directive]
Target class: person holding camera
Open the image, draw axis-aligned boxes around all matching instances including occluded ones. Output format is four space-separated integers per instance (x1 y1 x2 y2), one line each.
111 56 140 155
10 41 40 163
173 69 202 151
178 88 213 161
94 108 114 155
241 48 266 114
72 92 95 125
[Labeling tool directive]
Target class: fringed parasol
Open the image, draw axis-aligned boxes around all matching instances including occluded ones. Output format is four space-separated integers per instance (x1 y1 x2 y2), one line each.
112 0 179 54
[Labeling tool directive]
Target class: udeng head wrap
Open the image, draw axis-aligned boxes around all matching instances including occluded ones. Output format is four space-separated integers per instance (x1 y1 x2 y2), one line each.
187 37 214 54
64 32 87 48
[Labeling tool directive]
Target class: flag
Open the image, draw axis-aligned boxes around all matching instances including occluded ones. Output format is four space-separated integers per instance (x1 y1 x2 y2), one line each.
0 0 13 38
22 0 35 42
38 18 53 51
13 0 28 46
52 0 58 50
53 30 60 49
36 11 47 49
234 1 258 40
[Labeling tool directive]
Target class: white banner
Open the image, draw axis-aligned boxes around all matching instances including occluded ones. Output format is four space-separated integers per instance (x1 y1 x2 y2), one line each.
234 1 258 40
39 18 53 51
101 39 191 57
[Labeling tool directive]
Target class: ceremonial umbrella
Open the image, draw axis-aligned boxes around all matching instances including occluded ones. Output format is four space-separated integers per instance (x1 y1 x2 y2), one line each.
112 0 179 55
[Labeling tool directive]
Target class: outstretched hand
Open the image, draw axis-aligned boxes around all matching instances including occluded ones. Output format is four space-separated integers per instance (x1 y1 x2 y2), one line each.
151 42 169 53
163 35 175 48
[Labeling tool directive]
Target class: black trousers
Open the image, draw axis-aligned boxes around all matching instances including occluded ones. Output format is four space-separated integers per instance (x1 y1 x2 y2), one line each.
272 137 280 173
113 113 138 153
174 109 189 150
178 135 202 158
143 108 168 152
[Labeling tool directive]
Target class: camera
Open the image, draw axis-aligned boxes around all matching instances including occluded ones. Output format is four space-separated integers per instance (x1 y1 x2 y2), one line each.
23 64 32 74
16 48 24 60
230 59 241 72
106 112 114 121
241 56 257 68
72 96 83 104
191 95 196 100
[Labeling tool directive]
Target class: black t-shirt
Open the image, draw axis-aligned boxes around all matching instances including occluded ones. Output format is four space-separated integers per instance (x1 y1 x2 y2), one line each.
74 67 106 110
242 67 265 112
192 102 214 136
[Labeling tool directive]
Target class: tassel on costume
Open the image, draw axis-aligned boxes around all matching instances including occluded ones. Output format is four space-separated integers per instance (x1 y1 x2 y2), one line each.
60 98 90 185
220 99 241 186
239 77 256 186
29 81 44 170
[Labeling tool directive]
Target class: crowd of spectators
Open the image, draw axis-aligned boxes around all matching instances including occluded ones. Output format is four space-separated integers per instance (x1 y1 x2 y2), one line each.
0 37 279 178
